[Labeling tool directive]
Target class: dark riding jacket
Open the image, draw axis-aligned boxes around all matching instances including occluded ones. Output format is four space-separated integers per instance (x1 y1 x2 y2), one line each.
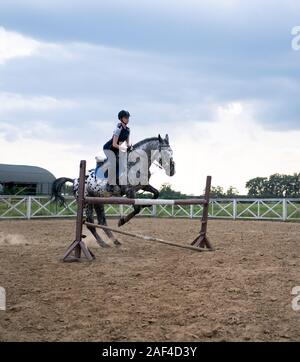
103 123 130 153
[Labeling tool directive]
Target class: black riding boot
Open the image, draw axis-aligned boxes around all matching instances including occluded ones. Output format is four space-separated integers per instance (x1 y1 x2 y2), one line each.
106 184 115 193
106 156 120 193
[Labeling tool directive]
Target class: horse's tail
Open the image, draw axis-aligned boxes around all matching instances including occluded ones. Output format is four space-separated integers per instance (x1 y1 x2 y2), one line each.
50 177 74 207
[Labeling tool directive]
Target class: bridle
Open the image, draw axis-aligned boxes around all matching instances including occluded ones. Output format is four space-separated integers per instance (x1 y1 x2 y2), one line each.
157 143 173 169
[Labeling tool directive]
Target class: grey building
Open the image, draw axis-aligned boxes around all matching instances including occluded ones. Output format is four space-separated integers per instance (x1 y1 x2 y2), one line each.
0 164 56 195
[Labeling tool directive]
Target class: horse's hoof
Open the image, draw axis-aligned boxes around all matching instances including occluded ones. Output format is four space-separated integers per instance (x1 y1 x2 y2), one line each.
114 239 122 247
118 218 125 227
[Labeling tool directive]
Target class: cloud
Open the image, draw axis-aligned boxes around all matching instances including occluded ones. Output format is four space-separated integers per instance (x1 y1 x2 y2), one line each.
0 27 40 64
0 118 93 178
1 24 299 132
0 120 61 142
0 0 300 195
157 102 300 194
0 132 88 179
0 92 77 112
1 0 299 57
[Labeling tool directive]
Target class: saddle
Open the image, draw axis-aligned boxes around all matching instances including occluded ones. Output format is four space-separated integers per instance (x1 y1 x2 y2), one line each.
95 156 108 179
94 156 123 181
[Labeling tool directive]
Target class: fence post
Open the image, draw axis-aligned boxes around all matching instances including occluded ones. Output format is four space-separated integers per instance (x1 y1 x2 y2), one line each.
152 205 157 217
233 199 237 220
63 160 94 262
190 205 193 219
26 196 32 220
283 199 287 221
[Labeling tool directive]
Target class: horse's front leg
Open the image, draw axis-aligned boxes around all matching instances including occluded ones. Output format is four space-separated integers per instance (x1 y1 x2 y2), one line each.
118 204 142 227
118 185 159 227
118 188 139 226
142 184 160 200
85 203 110 248
94 204 121 247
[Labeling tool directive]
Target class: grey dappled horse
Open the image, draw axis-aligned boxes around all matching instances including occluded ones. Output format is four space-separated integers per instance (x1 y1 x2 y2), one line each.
51 134 175 247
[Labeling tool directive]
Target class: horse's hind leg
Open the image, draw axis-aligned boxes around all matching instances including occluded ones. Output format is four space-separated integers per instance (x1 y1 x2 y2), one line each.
95 204 121 247
86 203 110 248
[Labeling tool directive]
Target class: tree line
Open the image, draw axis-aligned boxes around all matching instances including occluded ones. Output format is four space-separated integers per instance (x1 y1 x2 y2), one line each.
157 173 300 198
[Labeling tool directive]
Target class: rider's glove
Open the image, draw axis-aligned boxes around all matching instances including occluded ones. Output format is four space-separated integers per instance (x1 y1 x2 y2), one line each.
119 143 128 153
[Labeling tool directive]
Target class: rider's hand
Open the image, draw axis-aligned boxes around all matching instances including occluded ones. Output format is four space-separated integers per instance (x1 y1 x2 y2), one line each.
119 143 128 153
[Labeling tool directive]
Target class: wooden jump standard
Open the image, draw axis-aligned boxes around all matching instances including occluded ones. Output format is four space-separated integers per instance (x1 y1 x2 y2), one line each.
63 160 213 262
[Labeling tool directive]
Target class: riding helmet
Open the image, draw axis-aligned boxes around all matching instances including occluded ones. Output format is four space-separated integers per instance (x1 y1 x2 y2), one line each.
118 110 130 120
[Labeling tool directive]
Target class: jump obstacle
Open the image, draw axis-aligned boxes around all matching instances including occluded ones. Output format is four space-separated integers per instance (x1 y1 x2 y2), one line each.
63 160 213 262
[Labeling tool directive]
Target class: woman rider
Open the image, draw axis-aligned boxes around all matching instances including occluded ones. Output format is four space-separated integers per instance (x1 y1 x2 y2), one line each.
103 110 132 191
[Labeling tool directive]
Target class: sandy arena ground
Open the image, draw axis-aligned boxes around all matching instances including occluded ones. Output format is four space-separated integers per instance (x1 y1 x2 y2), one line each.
0 217 300 341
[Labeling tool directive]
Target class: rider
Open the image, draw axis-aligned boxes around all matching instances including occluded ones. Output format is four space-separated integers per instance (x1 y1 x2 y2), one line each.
103 110 132 191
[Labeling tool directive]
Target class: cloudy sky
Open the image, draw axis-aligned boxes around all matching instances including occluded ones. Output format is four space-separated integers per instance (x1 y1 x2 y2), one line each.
0 0 300 194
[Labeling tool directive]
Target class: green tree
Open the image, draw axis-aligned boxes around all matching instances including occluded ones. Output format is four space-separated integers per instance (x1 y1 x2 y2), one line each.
246 173 300 197
159 183 184 199
246 177 268 197
210 186 225 198
226 186 239 197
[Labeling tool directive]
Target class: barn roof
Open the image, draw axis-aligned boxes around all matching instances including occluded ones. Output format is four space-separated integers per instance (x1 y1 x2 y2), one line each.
0 164 56 184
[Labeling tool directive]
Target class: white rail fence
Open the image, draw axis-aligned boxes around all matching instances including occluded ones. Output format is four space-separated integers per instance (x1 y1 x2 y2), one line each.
1 196 300 221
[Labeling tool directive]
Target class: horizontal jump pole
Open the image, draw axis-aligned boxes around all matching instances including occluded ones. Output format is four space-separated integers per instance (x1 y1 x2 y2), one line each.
84 222 212 253
85 197 208 206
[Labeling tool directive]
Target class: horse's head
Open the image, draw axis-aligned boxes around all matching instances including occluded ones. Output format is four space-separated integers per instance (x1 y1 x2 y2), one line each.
129 134 176 181
157 134 176 177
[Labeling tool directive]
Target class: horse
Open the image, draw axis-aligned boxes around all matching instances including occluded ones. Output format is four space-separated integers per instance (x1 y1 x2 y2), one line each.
51 134 175 247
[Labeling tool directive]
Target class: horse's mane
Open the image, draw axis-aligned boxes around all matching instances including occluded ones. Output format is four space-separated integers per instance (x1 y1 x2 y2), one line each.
132 137 159 150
